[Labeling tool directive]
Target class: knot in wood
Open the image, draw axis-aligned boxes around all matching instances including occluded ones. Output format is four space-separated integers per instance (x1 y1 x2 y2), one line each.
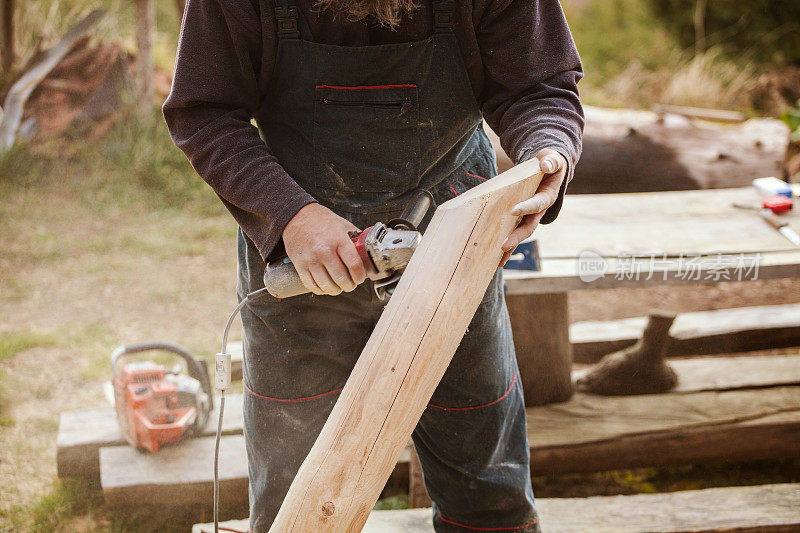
322 501 336 516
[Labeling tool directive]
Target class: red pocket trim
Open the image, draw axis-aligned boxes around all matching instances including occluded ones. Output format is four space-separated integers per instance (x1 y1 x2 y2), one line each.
315 84 417 90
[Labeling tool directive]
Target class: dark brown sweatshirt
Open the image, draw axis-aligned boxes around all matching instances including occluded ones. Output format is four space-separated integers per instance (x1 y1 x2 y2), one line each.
163 0 584 260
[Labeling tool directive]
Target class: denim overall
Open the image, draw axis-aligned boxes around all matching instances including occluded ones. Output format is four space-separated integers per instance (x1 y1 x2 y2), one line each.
237 1 540 530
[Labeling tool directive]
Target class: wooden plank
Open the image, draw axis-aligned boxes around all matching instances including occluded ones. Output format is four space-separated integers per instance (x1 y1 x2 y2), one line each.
529 387 800 475
269 160 544 532
572 355 800 393
194 483 800 533
571 304 800 362
101 435 248 507
104 388 800 507
57 394 243 480
504 187 800 295
61 355 800 481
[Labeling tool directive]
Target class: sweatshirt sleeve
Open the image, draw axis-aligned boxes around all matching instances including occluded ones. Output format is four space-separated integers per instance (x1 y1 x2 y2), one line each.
476 0 584 224
163 0 315 260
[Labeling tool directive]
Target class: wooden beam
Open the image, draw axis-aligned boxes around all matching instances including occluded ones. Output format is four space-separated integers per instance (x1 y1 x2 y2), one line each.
59 355 800 481
57 394 243 480
98 387 800 508
529 386 800 475
196 483 800 533
269 160 544 532
570 303 800 363
0 9 104 151
133 0 154 116
507 292 574 406
407 447 431 509
101 435 249 508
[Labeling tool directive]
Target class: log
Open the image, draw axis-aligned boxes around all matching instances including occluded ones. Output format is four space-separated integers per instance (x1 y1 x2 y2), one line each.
571 303 800 363
269 160 544 532
651 103 745 123
0 9 104 151
486 107 789 192
572 107 789 193
196 483 800 533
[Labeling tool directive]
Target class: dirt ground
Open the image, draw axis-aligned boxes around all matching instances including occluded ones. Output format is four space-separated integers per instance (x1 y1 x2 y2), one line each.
1 173 799 529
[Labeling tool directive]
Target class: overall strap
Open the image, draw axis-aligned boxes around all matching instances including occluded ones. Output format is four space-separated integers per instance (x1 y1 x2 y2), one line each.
274 0 300 39
432 0 455 33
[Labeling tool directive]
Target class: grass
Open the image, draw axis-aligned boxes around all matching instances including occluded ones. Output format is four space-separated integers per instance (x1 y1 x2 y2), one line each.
0 330 58 363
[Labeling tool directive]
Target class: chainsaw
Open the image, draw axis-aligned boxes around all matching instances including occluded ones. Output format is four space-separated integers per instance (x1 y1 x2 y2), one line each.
263 189 434 300
112 342 213 452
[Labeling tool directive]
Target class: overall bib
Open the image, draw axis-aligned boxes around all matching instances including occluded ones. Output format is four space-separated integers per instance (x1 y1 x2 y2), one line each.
237 1 540 530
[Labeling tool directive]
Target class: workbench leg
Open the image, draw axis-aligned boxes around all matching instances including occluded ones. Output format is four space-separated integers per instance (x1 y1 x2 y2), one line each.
408 447 432 509
506 292 574 406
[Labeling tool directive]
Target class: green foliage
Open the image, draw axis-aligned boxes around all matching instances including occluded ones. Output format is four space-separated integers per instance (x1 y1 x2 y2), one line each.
782 100 800 141
564 0 681 81
651 0 800 66
88 109 216 211
373 494 409 510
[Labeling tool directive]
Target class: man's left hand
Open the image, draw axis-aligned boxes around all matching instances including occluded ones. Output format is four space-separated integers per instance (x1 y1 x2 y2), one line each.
499 148 567 267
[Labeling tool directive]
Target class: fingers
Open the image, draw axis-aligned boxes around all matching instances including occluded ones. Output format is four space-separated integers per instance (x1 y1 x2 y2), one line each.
510 170 564 217
499 248 514 268
538 150 566 174
499 214 541 267
338 240 368 286
309 264 342 296
296 266 324 295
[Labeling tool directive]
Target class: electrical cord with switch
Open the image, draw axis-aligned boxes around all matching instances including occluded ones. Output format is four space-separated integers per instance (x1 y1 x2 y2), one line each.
214 288 269 533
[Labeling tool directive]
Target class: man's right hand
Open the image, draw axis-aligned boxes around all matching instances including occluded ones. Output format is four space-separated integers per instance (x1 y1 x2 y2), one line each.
282 203 368 296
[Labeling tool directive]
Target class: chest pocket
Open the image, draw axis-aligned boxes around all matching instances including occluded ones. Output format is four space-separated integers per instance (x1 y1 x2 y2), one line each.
312 84 421 196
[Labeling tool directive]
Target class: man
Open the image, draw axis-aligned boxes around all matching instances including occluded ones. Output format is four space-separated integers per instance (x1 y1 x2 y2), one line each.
164 0 583 530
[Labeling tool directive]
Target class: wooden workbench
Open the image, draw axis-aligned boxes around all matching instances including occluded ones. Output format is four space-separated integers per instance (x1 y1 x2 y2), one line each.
503 187 800 405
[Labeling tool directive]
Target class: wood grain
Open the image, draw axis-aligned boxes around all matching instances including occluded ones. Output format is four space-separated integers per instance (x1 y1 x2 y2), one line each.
97 387 800 507
101 434 248 507
571 304 800 363
503 187 800 295
59 356 800 481
195 483 800 533
269 160 544 532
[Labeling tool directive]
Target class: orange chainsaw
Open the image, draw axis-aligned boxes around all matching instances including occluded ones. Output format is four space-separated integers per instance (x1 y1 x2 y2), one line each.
112 343 212 452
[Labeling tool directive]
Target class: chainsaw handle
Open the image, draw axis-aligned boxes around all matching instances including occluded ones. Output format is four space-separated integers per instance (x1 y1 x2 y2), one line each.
111 342 214 416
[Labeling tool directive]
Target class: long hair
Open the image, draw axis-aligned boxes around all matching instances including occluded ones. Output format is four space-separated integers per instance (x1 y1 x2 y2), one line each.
314 0 419 27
